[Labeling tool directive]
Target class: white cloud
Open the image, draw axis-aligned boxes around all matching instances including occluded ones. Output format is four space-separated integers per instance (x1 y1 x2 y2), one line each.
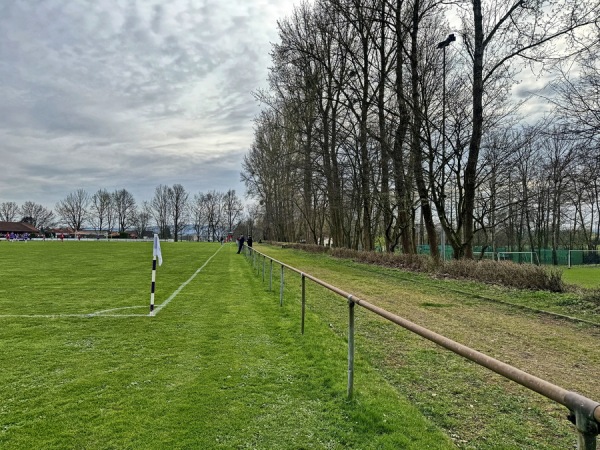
0 0 298 210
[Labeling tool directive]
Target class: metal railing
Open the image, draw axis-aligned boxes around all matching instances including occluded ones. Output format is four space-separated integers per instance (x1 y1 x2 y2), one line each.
244 245 600 449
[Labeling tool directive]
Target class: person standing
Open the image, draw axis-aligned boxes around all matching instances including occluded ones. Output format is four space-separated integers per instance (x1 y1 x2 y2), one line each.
247 235 253 248
237 234 245 254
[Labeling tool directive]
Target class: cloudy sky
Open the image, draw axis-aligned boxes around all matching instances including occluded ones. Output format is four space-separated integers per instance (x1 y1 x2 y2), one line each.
0 0 298 209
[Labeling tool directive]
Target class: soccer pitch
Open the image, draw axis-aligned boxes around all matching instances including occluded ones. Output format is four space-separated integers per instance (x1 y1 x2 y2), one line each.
0 241 221 317
0 241 453 449
562 265 600 289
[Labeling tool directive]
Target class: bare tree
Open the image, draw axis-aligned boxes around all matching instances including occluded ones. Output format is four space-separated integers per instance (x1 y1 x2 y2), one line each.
19 201 55 231
549 49 600 143
151 185 172 239
459 0 598 258
203 191 224 241
132 201 152 240
113 189 137 233
222 189 244 235
244 0 598 260
89 189 113 233
242 110 299 242
541 129 580 264
169 184 189 242
0 202 21 222
268 1 354 247
191 192 207 241
55 189 90 231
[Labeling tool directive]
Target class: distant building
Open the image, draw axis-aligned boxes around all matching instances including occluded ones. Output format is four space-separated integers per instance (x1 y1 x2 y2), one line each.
0 221 39 235
50 227 75 238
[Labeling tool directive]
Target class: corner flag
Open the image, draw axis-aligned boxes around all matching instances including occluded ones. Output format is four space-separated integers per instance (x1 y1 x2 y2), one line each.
150 234 163 314
153 233 163 266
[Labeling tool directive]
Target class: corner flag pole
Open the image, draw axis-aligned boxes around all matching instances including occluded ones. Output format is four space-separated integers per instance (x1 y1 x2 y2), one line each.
150 234 163 313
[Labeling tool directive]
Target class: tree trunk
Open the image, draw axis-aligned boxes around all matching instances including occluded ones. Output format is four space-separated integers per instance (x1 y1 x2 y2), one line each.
410 0 438 260
462 0 485 259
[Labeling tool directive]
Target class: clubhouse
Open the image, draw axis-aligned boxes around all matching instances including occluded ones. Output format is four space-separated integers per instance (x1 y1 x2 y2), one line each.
0 221 40 235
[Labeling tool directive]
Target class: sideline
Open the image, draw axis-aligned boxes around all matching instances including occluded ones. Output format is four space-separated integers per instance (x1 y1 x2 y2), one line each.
151 244 223 316
0 245 224 319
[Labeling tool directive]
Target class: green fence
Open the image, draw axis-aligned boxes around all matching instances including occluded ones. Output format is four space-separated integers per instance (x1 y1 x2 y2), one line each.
413 246 600 266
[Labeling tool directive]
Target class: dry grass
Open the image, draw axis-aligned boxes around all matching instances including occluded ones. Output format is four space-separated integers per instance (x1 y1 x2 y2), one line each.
255 244 600 449
439 259 564 292
582 288 600 306
280 243 564 292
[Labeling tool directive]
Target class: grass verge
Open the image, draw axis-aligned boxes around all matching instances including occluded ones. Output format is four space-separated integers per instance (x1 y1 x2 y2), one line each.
251 244 600 449
0 241 454 449
562 265 600 289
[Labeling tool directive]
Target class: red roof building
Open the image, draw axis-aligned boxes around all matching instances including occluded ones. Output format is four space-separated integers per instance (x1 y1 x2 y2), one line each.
0 221 40 234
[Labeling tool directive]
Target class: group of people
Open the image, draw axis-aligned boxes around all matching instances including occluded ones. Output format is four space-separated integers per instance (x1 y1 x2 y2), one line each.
236 234 252 254
4 232 31 241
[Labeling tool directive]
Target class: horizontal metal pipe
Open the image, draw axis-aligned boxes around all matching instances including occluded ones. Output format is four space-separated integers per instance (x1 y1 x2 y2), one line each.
250 248 600 423
352 296 600 423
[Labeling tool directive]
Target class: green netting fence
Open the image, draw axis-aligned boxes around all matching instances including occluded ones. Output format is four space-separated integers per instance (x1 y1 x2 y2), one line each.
412 246 600 266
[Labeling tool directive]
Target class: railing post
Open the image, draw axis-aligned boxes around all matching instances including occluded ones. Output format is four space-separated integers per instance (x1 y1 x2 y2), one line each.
573 408 599 450
347 295 355 399
301 273 306 335
280 265 284 306
263 256 265 282
269 259 273 292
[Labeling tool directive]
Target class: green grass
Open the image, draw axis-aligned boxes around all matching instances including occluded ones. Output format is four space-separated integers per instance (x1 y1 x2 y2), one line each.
0 241 454 449
250 244 600 450
562 265 600 289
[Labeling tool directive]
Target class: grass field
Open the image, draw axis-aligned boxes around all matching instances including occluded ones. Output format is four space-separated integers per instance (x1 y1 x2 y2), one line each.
248 244 600 449
562 265 600 289
0 241 454 449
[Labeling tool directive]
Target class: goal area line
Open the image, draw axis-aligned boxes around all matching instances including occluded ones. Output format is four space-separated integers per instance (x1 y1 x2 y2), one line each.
0 245 224 320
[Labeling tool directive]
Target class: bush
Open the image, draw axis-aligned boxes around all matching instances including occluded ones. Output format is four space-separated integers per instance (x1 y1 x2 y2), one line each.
271 242 565 292
329 248 433 272
287 243 331 254
440 259 564 292
582 289 600 307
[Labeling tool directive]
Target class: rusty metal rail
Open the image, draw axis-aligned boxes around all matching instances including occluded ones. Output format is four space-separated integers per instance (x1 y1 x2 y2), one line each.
244 246 600 449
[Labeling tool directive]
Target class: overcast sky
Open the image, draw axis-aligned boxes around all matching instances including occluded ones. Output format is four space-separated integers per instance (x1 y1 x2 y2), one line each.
0 0 298 209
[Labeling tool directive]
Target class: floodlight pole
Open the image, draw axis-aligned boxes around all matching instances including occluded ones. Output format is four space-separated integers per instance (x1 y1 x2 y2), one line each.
437 33 455 261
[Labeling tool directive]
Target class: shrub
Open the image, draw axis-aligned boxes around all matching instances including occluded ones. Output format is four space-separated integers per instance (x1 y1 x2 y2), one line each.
582 289 600 307
266 243 565 292
290 243 331 254
441 259 564 292
330 248 433 272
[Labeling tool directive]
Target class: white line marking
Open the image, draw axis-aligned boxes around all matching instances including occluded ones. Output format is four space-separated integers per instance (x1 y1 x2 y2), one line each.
0 314 148 319
0 245 223 319
151 244 223 316
91 306 148 315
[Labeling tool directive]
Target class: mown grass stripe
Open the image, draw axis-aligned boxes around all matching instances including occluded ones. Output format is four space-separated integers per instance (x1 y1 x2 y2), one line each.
151 244 223 317
0 242 454 449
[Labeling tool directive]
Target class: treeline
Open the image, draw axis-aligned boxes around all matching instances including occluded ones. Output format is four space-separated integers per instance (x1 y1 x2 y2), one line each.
0 186 246 241
241 0 599 259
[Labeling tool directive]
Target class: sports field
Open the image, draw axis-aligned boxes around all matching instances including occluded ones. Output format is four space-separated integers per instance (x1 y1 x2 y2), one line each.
0 241 454 449
562 265 600 289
